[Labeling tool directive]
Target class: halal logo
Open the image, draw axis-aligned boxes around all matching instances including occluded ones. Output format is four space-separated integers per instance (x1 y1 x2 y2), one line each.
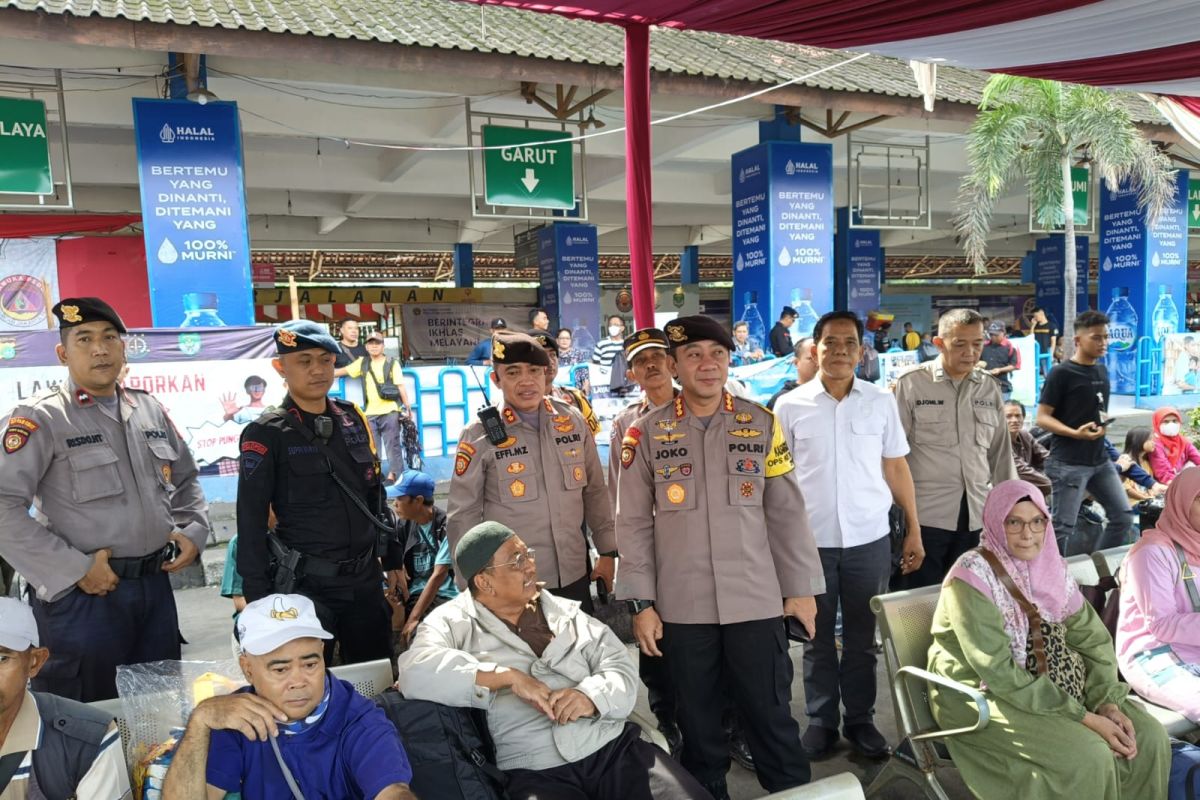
159 123 176 144
0 275 47 328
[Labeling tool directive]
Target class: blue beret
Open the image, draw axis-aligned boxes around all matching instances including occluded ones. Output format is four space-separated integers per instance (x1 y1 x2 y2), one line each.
274 320 339 355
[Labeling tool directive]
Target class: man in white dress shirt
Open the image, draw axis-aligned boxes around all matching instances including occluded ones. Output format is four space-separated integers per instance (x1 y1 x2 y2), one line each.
773 311 923 762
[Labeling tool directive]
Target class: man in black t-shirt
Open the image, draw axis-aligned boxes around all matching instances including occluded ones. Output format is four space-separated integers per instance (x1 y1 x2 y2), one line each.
1026 307 1059 372
1035 310 1132 555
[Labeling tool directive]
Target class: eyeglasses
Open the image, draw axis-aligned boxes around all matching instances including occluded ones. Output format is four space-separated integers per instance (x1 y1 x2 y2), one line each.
487 548 536 572
1003 516 1048 535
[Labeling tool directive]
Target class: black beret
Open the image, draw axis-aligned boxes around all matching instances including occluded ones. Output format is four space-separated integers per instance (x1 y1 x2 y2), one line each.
492 330 550 368
663 315 737 353
624 328 669 362
274 320 340 355
52 297 127 334
526 329 555 351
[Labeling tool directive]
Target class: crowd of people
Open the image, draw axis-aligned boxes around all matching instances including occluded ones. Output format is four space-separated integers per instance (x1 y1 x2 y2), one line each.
1 293 1199 799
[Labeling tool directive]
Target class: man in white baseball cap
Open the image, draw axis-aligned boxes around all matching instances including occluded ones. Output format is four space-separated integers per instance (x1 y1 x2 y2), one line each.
164 594 415 800
0 597 129 798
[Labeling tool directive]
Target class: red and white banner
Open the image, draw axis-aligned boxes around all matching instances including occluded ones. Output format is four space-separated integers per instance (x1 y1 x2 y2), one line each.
0 238 58 331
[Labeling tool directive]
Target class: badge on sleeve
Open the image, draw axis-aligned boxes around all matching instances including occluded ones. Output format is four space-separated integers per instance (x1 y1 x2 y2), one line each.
620 426 642 469
764 419 796 478
3 416 38 454
455 441 476 477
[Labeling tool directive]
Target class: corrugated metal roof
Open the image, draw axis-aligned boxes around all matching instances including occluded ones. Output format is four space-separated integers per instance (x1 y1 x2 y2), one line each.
0 0 1165 119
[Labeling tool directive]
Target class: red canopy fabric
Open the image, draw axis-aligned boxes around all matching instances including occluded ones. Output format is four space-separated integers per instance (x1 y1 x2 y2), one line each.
468 0 1200 93
0 214 141 238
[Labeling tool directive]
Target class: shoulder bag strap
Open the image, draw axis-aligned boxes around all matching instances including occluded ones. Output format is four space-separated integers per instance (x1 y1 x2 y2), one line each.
975 547 1048 675
1173 542 1200 613
0 750 26 794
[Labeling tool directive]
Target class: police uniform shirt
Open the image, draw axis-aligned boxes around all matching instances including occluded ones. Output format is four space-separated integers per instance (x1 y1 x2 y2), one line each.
447 396 615 590
892 357 1017 531
615 391 824 625
607 391 677 511
236 397 383 601
0 379 209 602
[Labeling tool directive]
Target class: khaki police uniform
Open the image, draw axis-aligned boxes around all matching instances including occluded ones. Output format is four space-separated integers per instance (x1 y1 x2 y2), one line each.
447 396 614 599
0 378 209 700
892 357 1017 586
616 391 823 624
615 389 821 791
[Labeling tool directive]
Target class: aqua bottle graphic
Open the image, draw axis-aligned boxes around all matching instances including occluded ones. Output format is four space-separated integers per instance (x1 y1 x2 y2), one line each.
1151 284 1180 343
570 318 596 362
1104 287 1138 394
740 292 767 352
180 292 226 327
791 288 820 340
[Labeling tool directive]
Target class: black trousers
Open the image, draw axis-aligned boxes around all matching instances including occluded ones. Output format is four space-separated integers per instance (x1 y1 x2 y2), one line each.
803 537 891 729
504 722 711 800
301 570 393 665
661 617 809 792
896 494 980 589
552 572 595 614
641 650 676 722
31 571 180 702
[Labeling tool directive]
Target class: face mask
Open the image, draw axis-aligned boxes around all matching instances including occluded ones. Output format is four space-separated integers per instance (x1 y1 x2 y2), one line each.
609 326 623 337
1161 422 1181 437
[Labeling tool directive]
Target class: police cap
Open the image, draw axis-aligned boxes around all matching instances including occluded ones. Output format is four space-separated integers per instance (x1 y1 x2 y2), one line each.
274 320 340 355
663 315 737 353
623 328 668 363
492 330 550 368
52 297 127 334
526 329 555 351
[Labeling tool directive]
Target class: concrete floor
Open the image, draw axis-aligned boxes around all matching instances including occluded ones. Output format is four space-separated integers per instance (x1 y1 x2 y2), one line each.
174 584 968 800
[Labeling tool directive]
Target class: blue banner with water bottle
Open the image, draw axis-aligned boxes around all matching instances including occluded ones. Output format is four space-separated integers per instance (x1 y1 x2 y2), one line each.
537 223 599 361
731 141 833 348
133 98 254 328
834 207 882 317
1034 235 1089 338
1099 171 1188 394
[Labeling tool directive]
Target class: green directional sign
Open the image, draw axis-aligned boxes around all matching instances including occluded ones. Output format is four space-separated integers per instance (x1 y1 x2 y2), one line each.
482 125 574 210
0 97 52 195
1188 178 1200 230
1069 165 1090 226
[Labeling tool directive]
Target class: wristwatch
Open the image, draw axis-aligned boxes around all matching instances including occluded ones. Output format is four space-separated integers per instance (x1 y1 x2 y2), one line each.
626 599 655 615
599 550 620 559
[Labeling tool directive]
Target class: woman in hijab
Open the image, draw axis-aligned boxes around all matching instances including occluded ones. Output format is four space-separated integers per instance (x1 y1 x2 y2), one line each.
1117 467 1200 723
927 479 1169 800
1148 406 1200 485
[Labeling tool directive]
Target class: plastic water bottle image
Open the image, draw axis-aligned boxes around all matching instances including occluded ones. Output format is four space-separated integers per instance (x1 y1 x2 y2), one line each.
740 292 767 352
1151 284 1180 343
180 292 226 327
1104 287 1138 393
791 288 820 340
570 318 596 361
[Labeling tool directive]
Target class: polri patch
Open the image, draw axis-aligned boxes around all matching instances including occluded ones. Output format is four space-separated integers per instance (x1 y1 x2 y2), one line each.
3 416 38 454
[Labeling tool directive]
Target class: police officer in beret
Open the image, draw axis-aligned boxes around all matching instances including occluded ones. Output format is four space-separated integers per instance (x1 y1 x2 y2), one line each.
236 320 392 665
528 329 601 437
447 331 616 610
0 297 210 701
616 314 824 799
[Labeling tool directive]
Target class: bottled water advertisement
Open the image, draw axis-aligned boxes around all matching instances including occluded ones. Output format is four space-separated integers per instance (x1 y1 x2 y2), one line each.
1098 172 1188 394
731 140 833 328
132 98 255 328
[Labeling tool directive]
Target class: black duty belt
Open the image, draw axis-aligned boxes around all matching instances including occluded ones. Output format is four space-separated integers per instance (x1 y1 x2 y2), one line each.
267 535 376 579
109 544 175 579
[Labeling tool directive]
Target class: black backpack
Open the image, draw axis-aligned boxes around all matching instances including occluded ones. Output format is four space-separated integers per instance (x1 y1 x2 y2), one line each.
374 689 507 800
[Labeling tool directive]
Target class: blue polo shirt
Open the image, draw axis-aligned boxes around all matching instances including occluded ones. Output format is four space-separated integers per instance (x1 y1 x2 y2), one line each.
206 675 412 799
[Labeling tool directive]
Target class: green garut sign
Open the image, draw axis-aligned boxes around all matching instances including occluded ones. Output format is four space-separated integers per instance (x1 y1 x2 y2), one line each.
1188 178 1200 230
482 125 574 210
0 97 52 195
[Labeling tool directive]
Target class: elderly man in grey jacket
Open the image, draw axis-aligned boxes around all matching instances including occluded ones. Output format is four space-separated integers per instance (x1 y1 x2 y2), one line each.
397 521 710 800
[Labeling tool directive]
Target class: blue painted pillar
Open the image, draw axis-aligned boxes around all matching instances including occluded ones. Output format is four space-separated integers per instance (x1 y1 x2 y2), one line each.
680 245 700 286
453 243 474 288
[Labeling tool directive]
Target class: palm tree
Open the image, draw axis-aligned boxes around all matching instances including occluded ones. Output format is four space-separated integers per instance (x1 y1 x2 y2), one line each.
954 75 1177 358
